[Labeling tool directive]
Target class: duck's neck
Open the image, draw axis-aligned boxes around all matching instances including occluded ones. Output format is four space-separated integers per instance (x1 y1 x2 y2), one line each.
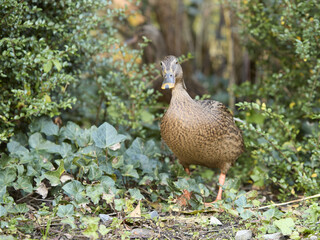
171 81 193 104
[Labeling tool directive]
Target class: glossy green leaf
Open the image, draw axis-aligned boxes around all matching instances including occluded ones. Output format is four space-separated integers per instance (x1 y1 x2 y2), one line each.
86 185 104 204
52 59 62 72
44 161 65 186
88 164 102 181
114 199 125 211
128 188 145 200
235 195 247 208
13 176 33 193
57 204 74 218
122 165 139 178
8 203 28 214
274 218 295 235
40 118 59 136
0 168 16 186
60 122 90 147
62 180 85 196
92 122 127 149
7 140 29 156
58 142 72 158
43 60 52 73
0 186 6 200
0 205 7 217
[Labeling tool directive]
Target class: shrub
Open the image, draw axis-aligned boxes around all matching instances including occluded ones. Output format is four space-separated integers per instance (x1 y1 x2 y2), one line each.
1 0 159 143
235 0 320 199
0 0 111 142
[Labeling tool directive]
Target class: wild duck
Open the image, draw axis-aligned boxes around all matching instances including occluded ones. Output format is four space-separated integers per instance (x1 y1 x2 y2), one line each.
160 55 244 204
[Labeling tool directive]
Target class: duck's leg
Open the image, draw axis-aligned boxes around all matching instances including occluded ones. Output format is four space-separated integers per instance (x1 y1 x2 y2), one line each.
204 171 226 207
215 172 226 201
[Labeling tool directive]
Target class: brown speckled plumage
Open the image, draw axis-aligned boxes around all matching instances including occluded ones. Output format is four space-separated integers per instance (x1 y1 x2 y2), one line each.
160 55 244 176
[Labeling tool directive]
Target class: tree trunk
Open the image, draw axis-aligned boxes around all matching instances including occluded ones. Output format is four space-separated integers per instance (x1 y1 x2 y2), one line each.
152 0 206 101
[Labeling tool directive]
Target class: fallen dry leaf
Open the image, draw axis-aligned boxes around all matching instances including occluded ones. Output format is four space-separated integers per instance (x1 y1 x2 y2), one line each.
129 201 141 218
176 190 192 207
36 182 48 199
60 173 74 183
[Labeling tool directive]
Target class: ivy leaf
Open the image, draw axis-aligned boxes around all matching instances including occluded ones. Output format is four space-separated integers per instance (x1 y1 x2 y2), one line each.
92 122 127 149
28 132 62 154
139 175 153 185
63 181 89 205
128 188 145 200
111 156 124 169
159 173 169 185
0 153 12 168
52 59 62 72
263 208 284 220
0 186 6 199
58 142 72 158
63 180 85 196
43 60 53 73
274 218 295 235
8 203 29 213
86 185 104 204
101 176 115 189
13 176 33 193
99 225 111 236
122 165 139 178
235 195 247 208
114 199 125 211
28 132 43 149
7 140 29 156
61 217 77 229
126 138 158 158
174 178 189 191
0 205 7 217
60 122 90 147
57 204 74 218
82 217 100 240
40 118 59 136
88 164 102 181
0 168 16 186
240 209 254 220
226 208 239 217
44 161 65 186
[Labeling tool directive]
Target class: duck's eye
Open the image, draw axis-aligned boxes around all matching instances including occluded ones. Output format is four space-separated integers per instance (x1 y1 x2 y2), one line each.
175 61 178 64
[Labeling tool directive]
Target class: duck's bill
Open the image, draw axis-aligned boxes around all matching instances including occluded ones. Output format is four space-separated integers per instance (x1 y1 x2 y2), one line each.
161 82 175 89
161 73 175 89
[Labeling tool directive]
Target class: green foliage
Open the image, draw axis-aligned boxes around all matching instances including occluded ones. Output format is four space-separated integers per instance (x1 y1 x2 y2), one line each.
0 0 159 142
1 117 209 211
235 0 320 199
0 0 103 141
0 117 214 237
66 15 161 137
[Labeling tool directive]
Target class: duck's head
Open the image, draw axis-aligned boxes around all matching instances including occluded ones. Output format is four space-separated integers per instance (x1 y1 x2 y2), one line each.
160 55 184 90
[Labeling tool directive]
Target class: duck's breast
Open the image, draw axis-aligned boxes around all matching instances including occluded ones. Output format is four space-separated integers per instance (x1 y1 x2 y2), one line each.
161 101 243 171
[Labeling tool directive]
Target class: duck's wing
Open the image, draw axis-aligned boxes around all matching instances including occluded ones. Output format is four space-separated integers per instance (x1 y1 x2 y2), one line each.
196 100 234 120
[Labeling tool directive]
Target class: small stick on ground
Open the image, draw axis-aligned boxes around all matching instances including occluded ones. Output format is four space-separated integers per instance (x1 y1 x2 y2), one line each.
258 193 320 210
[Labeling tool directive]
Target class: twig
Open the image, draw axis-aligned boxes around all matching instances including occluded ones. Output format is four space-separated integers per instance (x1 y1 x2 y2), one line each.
16 193 34 203
258 193 320 210
233 117 245 124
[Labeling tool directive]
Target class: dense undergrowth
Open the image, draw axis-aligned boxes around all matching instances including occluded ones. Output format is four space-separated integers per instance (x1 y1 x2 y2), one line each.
233 0 320 200
0 0 319 239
